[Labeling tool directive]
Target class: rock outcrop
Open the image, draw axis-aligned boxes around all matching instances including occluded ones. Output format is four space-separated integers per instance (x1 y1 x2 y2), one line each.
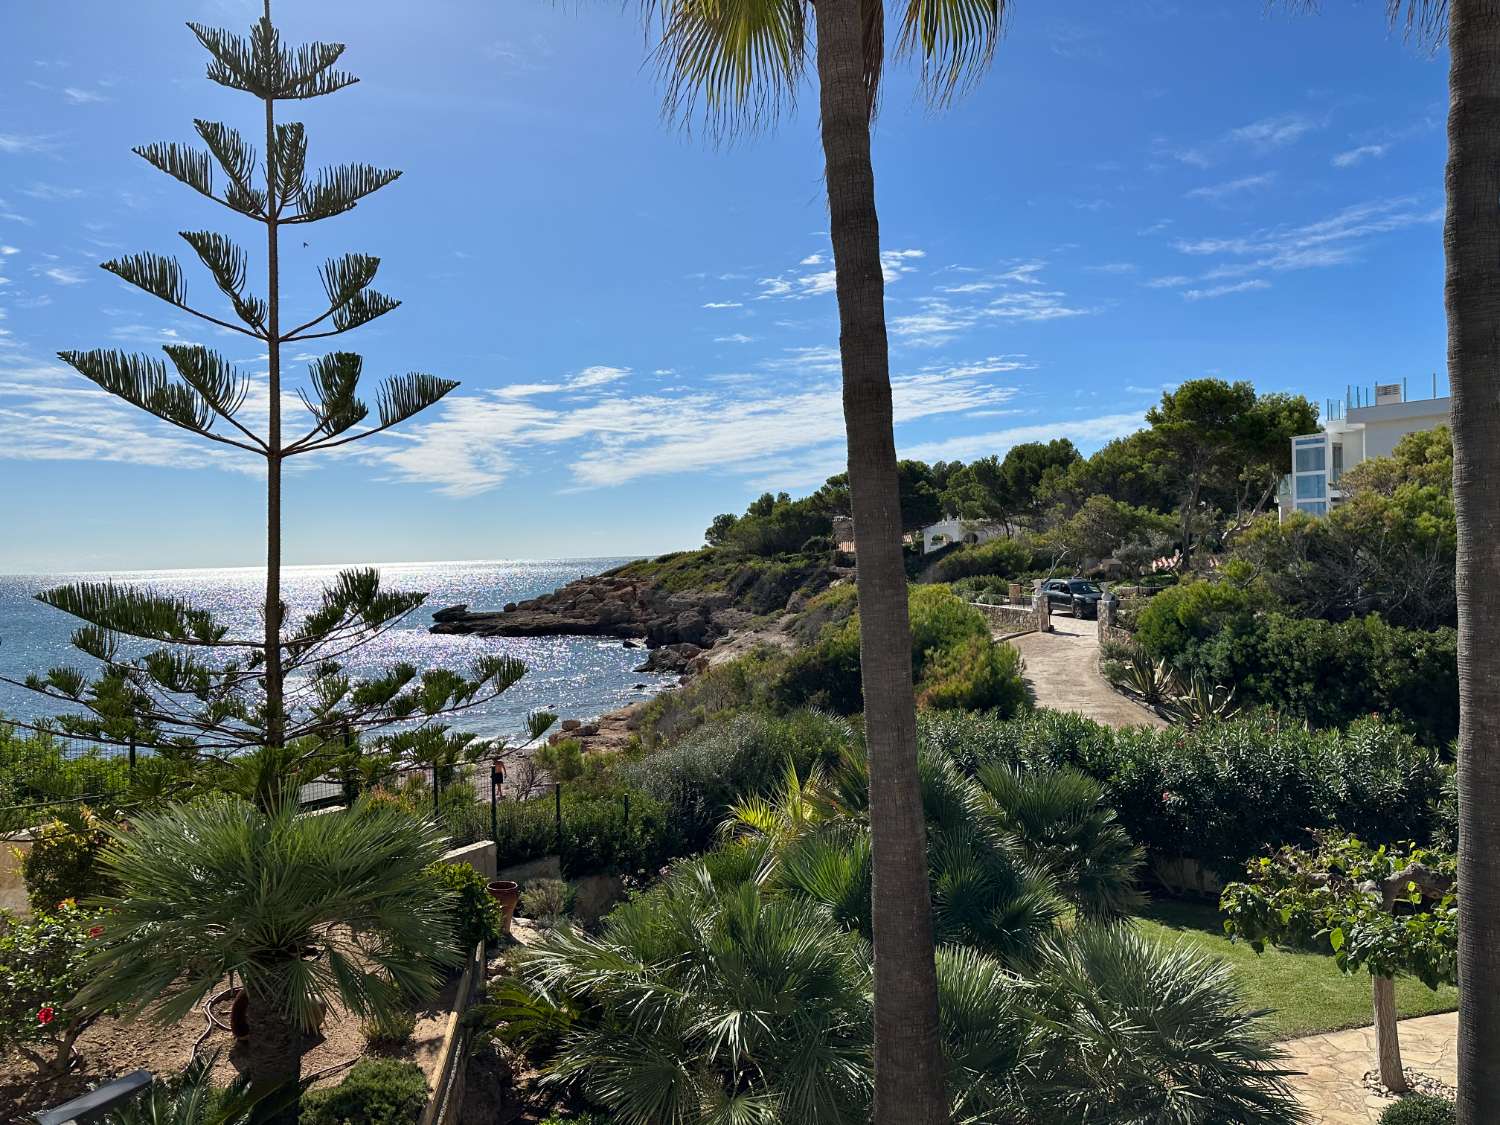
429 572 737 649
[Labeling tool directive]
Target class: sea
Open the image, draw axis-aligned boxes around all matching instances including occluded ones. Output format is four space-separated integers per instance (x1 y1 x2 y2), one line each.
0 558 680 742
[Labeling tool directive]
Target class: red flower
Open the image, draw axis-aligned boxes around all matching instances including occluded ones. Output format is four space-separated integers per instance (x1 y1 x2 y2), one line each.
88 926 104 940
37 1007 56 1025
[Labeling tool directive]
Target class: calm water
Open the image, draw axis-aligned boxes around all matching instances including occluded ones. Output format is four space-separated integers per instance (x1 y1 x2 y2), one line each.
0 559 677 741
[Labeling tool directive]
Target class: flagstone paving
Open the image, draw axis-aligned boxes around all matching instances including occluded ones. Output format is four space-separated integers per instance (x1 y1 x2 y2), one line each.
1282 1011 1457 1123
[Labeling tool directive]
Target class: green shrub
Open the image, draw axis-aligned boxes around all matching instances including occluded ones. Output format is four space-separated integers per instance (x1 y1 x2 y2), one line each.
0 900 108 1075
299 1058 428 1125
1377 1095 1456 1125
494 786 681 877
926 537 1038 583
617 709 854 852
519 878 572 928
921 711 1444 877
21 808 116 912
424 861 502 948
1133 579 1256 657
915 634 1027 715
361 1006 417 1047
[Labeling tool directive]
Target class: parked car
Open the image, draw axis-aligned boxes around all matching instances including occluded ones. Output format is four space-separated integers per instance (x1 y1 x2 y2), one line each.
1043 578 1103 619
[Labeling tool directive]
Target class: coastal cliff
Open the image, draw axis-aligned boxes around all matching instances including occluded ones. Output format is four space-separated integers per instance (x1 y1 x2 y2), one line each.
429 548 839 657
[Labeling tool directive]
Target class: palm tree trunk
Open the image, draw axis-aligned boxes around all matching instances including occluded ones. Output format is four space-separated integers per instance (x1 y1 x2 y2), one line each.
1372 974 1406 1093
248 1003 303 1125
811 1 947 1121
1446 4 1500 1121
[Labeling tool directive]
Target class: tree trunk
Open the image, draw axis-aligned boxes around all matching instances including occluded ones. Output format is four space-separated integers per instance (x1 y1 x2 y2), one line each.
248 1004 303 1125
1372 975 1407 1093
261 34 285 750
811 1 948 1122
1447 5 1500 1123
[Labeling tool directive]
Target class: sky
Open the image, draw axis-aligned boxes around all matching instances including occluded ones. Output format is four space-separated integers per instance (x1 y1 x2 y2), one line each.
0 0 1451 573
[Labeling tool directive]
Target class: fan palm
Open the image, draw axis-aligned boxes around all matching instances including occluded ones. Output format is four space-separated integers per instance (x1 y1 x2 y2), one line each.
627 1 1011 1116
969 762 1145 920
79 795 459 1122
1027 926 1307 1124
492 853 1305 1124
103 1051 291 1125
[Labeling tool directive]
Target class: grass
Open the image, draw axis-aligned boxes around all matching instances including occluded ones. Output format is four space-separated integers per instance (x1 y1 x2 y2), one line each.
1134 896 1459 1042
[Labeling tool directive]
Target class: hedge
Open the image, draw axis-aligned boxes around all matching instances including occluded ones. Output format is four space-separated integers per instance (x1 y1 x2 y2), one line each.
919 710 1445 878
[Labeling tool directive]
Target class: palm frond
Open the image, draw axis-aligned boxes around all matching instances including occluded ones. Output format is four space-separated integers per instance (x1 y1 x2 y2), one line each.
647 0 809 137
897 0 1008 106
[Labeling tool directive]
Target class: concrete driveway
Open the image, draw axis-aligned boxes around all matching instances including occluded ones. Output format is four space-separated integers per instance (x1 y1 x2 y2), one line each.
1003 620 1165 730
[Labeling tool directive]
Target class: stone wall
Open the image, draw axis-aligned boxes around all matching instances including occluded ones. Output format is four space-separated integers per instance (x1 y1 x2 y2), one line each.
1096 595 1133 648
971 594 1050 637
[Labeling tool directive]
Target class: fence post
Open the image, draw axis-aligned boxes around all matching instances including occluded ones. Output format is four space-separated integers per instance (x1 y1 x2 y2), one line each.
340 722 357 805
554 783 563 854
433 764 441 818
623 792 630 832
127 735 137 774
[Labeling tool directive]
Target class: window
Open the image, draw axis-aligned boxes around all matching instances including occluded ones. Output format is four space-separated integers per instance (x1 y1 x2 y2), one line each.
1331 443 1344 482
1295 443 1325 473
1296 501 1328 516
1295 474 1326 499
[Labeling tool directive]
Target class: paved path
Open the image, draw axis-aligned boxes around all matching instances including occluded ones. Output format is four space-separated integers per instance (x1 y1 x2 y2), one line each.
1281 1012 1456 1123
1003 619 1165 729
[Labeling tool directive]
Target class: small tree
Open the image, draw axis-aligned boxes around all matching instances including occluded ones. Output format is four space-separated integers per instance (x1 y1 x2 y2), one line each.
0 900 108 1076
0 1 525 773
1221 834 1457 1093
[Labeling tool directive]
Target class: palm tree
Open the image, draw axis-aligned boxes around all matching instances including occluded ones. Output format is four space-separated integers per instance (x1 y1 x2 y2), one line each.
634 2 1007 1115
1287 3 1500 1117
79 795 459 1124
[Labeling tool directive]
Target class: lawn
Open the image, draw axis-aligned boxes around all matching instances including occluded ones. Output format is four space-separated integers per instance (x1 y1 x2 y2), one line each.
1134 896 1459 1042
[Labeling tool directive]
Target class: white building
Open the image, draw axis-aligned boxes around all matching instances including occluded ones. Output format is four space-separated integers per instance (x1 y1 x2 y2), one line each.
1282 383 1450 519
920 516 1007 554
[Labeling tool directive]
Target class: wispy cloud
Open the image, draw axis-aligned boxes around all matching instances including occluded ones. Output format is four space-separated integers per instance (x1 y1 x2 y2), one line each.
1144 275 1191 289
1184 173 1275 201
757 247 925 300
1183 279 1271 300
1157 111 1322 168
40 265 88 285
0 133 56 155
702 301 742 309
1172 197 1440 282
20 183 83 201
363 357 1021 497
62 86 109 105
714 333 755 344
1084 262 1137 275
1332 143 1390 168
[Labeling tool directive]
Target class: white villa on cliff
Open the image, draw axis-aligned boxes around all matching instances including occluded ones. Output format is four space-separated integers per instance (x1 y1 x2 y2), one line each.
919 516 1006 554
1282 381 1450 519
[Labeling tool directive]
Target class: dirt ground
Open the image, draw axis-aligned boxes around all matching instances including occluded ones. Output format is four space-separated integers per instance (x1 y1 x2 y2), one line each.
1 973 461 1123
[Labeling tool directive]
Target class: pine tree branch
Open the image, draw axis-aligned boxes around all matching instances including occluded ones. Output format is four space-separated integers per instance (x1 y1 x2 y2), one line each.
58 349 265 453
194 119 266 217
100 253 266 340
286 163 401 222
286 372 458 455
179 231 268 332
188 18 359 101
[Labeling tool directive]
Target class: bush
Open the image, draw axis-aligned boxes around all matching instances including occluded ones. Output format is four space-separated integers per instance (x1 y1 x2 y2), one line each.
617 709 855 852
1133 579 1256 657
915 634 1027 715
362 1006 417 1047
299 1058 427 1125
926 537 1038 583
1378 1095 1456 1125
424 861 502 948
21 807 116 912
519 878 571 929
0 900 108 1074
921 711 1445 878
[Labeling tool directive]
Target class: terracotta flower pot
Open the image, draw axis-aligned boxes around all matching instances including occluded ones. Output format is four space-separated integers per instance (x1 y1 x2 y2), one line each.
487 879 521 936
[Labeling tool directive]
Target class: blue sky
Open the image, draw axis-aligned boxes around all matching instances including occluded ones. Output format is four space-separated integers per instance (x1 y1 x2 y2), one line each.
0 0 1449 573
